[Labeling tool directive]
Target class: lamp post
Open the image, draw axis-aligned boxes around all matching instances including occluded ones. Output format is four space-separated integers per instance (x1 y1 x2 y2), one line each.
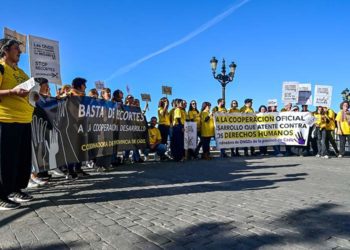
210 57 237 103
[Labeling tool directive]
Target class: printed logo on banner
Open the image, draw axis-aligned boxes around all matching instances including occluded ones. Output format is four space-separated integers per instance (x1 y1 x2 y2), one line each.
28 35 62 85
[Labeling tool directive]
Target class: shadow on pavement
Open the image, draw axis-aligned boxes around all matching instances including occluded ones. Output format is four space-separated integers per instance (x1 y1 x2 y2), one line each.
157 202 350 249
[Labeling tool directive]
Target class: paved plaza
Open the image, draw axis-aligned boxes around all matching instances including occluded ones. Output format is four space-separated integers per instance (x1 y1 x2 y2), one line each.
0 156 349 249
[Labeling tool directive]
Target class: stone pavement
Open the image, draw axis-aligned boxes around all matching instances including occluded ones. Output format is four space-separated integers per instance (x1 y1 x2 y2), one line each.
0 156 349 249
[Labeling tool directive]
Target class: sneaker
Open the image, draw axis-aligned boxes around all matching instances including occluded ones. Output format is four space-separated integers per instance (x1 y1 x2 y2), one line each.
76 169 90 177
338 154 343 158
154 155 160 162
276 153 284 157
315 154 321 158
8 191 33 203
27 179 40 188
66 173 78 180
31 177 48 186
144 156 149 162
322 155 330 159
0 199 20 210
50 169 65 177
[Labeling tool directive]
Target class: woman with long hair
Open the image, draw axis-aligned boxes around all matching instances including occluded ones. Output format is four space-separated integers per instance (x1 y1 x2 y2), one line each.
188 100 201 159
200 102 215 160
335 101 350 158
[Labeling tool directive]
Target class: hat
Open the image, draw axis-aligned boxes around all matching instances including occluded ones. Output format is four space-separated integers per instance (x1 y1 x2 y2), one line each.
244 98 253 104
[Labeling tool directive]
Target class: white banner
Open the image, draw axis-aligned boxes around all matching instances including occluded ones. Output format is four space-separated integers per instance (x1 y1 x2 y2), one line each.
313 85 332 107
184 122 197 150
28 35 62 85
4 27 27 53
297 83 312 105
282 81 299 104
214 112 314 149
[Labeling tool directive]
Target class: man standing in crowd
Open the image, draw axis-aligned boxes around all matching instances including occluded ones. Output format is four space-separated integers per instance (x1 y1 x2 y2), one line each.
0 39 34 210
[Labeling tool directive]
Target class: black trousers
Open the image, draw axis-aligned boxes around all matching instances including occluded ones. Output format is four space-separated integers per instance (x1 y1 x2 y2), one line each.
0 123 32 199
158 124 170 145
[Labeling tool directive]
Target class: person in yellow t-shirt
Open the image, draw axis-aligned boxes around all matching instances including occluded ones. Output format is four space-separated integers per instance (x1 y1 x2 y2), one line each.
240 98 256 156
335 101 350 157
143 117 167 161
0 39 34 209
200 102 214 160
323 106 339 156
212 98 228 158
314 106 328 158
229 100 241 157
157 97 170 145
172 99 186 161
188 100 201 159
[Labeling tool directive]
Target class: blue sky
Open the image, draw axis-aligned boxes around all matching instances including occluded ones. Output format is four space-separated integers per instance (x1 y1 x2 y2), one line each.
1 0 349 116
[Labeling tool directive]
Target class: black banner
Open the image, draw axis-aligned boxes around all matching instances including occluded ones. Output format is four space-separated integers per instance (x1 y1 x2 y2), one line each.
31 96 148 172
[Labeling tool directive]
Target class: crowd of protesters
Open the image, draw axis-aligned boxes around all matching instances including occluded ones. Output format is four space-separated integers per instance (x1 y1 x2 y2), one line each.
1 38 350 210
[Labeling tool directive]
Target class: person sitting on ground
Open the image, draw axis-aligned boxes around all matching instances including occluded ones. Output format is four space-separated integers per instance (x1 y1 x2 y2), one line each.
144 117 168 161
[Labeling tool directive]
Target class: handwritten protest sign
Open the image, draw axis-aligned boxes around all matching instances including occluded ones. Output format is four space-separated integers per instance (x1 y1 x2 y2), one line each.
141 93 151 102
162 86 172 95
4 27 27 53
184 122 197 150
95 81 105 90
28 35 62 85
313 85 332 107
282 82 299 104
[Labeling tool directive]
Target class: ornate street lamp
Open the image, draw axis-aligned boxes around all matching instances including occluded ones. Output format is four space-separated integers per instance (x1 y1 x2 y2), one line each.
210 56 237 103
341 88 350 101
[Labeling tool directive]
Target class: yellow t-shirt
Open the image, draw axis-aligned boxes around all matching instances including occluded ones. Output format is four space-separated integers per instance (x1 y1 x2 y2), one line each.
336 111 350 135
158 107 170 126
148 127 162 144
240 106 254 113
0 60 34 123
229 108 240 113
314 113 327 129
200 111 214 137
325 109 336 131
213 106 227 113
169 108 175 126
173 108 186 126
188 110 201 131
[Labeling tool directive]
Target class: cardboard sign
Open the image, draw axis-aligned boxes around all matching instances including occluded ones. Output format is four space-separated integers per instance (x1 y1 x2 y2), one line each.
282 81 299 104
313 85 332 107
28 35 62 85
184 122 197 150
267 99 278 107
4 27 27 53
95 81 105 90
162 86 172 95
141 93 151 102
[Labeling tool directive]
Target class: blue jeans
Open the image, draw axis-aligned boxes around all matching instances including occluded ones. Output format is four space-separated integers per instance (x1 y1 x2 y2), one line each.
144 144 167 157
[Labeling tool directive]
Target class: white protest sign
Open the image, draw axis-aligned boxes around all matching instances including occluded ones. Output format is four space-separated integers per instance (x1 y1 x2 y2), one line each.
162 86 172 95
214 112 311 149
184 122 197 150
297 83 312 105
28 35 62 85
4 27 27 53
267 99 278 107
95 81 105 90
313 85 332 107
282 81 299 104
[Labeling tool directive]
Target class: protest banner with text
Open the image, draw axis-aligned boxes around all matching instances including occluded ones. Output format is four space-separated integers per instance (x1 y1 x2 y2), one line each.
32 97 148 172
214 112 314 149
